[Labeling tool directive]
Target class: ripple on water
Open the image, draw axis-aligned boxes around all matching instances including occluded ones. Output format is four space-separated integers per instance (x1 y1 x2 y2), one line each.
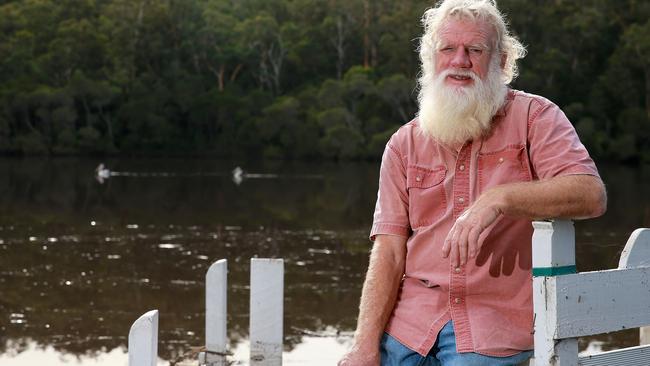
158 243 182 249
307 248 332 255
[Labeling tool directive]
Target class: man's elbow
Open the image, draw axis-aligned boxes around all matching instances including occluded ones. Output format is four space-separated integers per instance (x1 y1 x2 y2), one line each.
585 177 607 218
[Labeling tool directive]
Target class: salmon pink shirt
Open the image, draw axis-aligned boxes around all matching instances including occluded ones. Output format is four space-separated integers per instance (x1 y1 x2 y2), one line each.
370 89 600 357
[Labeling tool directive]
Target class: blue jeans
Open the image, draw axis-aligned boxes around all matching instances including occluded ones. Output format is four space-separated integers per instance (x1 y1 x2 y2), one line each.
380 321 533 366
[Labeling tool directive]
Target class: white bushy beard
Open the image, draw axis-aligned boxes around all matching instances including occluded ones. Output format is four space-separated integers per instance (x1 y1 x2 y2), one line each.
417 56 507 146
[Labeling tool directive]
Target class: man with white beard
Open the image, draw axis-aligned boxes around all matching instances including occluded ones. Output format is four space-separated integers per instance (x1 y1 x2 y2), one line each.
338 1 607 365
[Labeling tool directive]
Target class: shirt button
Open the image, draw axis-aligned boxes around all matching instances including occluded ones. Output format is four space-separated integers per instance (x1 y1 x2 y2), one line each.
454 267 461 273
498 157 504 163
416 175 422 182
459 164 465 171
458 197 465 204
454 297 462 304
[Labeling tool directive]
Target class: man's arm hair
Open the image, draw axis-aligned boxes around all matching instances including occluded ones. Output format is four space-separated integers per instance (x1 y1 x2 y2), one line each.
338 234 406 365
494 174 606 219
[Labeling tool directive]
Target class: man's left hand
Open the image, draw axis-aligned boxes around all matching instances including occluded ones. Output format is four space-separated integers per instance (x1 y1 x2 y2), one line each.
441 189 504 267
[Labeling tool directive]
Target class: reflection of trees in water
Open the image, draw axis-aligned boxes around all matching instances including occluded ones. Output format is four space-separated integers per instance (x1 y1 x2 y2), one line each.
0 158 378 230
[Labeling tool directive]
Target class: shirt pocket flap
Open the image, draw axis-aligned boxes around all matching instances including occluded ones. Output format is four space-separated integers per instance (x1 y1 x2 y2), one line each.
480 145 525 168
406 166 446 189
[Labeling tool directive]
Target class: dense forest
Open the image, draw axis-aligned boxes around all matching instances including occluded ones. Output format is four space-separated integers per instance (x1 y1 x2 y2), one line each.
0 0 649 162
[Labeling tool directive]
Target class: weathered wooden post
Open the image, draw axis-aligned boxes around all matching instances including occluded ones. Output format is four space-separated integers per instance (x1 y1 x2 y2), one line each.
128 309 159 366
618 229 650 347
532 220 578 366
201 259 228 366
250 258 284 366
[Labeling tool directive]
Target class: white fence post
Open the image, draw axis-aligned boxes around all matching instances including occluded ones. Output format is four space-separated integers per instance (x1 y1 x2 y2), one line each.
202 259 228 366
128 309 159 366
250 258 284 366
618 229 650 347
532 220 578 366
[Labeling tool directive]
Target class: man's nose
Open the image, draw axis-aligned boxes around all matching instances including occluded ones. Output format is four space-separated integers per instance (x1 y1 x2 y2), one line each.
450 47 472 68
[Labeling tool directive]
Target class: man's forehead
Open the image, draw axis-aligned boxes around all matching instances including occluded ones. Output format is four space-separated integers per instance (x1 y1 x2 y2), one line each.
437 18 495 45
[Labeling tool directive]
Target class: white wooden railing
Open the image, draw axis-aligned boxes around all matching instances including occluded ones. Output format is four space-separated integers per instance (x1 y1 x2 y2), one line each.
126 258 284 366
125 221 650 365
532 220 650 366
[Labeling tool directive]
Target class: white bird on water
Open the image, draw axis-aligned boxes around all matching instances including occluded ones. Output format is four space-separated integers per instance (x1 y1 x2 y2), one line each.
95 163 110 183
232 166 244 185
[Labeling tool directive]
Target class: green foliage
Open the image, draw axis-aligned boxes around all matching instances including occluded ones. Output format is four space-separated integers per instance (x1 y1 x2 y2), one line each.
0 0 648 162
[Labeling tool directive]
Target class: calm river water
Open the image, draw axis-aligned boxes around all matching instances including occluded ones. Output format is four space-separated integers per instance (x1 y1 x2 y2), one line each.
0 157 648 365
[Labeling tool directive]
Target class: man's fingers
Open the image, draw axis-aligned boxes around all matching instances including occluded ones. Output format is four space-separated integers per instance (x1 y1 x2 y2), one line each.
458 226 470 266
449 225 463 267
442 226 456 258
467 226 481 258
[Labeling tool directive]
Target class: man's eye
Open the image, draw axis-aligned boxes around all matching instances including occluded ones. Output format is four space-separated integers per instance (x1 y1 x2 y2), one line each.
469 48 483 54
440 47 454 53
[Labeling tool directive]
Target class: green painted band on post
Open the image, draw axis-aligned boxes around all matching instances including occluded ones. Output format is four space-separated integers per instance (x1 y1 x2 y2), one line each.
532 265 576 277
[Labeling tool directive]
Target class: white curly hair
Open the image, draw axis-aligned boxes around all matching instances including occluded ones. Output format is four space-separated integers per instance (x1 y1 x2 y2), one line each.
418 0 526 87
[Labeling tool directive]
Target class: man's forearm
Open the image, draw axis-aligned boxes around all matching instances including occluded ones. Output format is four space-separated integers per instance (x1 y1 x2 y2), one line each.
353 235 406 349
443 174 607 266
490 174 607 220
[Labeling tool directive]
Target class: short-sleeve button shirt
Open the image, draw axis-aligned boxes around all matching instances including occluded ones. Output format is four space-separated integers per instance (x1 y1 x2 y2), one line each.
370 89 600 357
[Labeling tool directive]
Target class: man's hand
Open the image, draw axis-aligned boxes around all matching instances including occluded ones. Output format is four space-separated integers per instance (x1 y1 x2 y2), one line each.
442 188 504 267
337 345 380 366
442 175 607 267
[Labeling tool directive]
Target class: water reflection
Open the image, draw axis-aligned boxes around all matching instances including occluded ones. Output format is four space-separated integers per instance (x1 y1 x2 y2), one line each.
0 158 648 364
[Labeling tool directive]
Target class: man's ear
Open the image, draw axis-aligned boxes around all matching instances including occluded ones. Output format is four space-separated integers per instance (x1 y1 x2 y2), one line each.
500 53 507 70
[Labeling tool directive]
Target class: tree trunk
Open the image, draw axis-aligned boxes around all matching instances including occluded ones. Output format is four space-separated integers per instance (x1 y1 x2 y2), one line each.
363 0 370 68
645 64 650 121
99 106 115 150
230 64 244 82
218 64 225 92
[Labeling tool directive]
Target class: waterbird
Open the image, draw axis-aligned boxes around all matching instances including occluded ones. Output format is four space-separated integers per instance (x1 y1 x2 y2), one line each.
95 163 110 183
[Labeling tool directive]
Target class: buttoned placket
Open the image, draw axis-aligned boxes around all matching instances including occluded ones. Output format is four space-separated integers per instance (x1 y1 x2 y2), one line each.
449 141 474 352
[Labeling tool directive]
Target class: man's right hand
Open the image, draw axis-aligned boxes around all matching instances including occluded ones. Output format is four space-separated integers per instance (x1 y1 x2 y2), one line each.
337 345 380 366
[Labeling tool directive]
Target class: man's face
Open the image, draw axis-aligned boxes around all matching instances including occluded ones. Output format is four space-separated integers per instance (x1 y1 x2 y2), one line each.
434 18 496 87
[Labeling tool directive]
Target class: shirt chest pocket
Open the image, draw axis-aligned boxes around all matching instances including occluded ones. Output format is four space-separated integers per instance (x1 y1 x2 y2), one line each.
406 165 447 229
478 145 532 193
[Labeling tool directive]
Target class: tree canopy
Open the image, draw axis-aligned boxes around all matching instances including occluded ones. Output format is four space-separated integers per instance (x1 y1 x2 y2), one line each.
0 0 648 162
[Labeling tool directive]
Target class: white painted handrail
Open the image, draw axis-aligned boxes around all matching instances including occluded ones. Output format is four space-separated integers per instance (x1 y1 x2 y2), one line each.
128 309 159 366
532 221 650 366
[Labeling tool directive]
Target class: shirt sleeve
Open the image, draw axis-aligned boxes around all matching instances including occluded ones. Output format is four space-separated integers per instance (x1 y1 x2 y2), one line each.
527 100 600 180
369 142 411 241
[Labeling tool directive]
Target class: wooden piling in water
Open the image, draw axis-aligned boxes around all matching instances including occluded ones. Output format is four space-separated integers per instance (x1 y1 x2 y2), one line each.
204 259 228 366
128 309 159 366
250 258 284 366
